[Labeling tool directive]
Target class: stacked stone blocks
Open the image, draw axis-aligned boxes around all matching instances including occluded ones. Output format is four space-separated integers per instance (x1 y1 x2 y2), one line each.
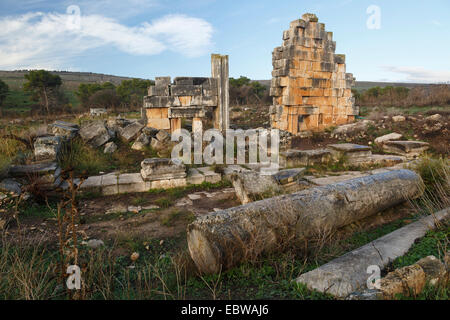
270 13 358 134
144 54 229 134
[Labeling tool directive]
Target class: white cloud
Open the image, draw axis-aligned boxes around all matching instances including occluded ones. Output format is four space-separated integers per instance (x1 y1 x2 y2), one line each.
382 66 450 83
0 11 214 70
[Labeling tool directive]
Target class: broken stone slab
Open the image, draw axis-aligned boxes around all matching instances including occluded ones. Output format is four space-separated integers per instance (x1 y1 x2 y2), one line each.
131 133 150 151
34 136 63 161
79 121 112 148
332 120 374 136
79 175 103 192
351 154 405 167
223 165 250 180
104 141 118 154
379 264 426 299
156 130 170 143
196 167 221 184
141 158 186 181
303 171 367 186
382 141 430 158
230 170 281 204
49 121 79 140
187 170 423 274
0 179 22 195
273 168 305 185
119 121 145 142
281 149 331 167
295 207 449 298
118 173 148 194
328 143 372 160
187 168 205 185
374 133 403 145
9 162 60 180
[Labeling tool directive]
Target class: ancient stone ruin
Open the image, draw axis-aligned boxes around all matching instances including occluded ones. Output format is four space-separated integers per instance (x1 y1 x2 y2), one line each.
144 54 229 134
270 13 358 135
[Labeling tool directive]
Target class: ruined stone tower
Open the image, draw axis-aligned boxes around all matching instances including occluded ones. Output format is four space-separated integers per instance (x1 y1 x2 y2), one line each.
270 13 358 135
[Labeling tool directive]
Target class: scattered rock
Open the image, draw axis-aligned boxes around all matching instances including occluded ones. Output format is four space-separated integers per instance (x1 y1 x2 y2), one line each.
425 114 443 122
392 115 406 122
142 205 159 210
127 206 142 213
187 194 202 201
34 136 62 161
156 130 170 143
0 179 22 195
175 197 193 207
49 121 79 140
416 256 447 286
79 121 112 148
150 138 166 151
104 141 118 154
86 239 105 249
119 122 145 142
332 120 374 136
374 133 403 145
382 140 429 158
131 133 150 151
380 264 426 299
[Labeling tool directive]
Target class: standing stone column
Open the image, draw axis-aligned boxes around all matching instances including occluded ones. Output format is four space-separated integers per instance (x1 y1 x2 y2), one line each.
211 54 230 132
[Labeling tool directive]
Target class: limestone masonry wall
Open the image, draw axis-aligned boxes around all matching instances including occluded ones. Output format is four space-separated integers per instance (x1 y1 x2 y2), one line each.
270 13 358 134
144 54 229 134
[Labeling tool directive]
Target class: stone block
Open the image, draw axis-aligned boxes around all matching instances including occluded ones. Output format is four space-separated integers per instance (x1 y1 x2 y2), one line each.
141 158 186 181
168 107 206 119
34 136 62 161
155 77 171 87
118 173 149 194
187 168 205 185
119 121 145 142
150 178 187 189
281 148 331 167
171 85 202 96
49 122 79 139
148 85 170 96
101 173 119 195
196 167 222 184
79 121 111 148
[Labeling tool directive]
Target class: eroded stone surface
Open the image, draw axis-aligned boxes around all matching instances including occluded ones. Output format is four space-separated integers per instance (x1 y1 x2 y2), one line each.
79 121 112 148
295 208 449 298
141 158 186 181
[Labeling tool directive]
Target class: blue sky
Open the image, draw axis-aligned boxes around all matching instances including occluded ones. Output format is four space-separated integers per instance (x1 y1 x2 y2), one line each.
0 0 449 82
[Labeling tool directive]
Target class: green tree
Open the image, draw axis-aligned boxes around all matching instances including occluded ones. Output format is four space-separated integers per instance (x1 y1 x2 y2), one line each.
75 82 115 108
230 76 252 87
23 70 62 114
116 79 153 109
88 89 121 110
0 79 9 107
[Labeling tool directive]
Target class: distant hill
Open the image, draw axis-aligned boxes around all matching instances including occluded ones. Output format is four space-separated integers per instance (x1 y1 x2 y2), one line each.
0 70 145 90
0 70 438 92
254 80 435 91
